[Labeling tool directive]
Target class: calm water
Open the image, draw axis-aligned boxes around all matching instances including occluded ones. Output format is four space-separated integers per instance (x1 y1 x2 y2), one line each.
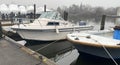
75 51 120 65
25 40 120 65
25 40 79 65
25 40 74 58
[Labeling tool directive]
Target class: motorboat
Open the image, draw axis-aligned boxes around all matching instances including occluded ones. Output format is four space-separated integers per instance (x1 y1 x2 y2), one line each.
11 11 93 41
67 28 120 59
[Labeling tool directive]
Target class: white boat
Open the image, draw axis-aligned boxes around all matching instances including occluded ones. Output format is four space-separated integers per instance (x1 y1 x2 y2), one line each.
11 11 93 41
67 29 120 59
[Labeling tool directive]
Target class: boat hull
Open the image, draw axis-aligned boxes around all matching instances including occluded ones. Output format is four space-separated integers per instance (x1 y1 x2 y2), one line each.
67 31 120 59
73 43 120 59
15 29 68 41
12 26 93 41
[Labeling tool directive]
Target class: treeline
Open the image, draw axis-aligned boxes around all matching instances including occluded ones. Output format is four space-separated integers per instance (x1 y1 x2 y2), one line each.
57 4 117 22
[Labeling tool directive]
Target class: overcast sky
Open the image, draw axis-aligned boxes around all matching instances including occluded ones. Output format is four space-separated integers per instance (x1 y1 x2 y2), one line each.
0 0 120 9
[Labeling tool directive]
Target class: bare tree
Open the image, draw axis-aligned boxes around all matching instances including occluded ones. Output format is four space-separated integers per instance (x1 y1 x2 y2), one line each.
56 4 116 22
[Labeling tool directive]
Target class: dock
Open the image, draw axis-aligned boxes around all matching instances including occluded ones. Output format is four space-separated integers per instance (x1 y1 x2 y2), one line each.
0 36 58 65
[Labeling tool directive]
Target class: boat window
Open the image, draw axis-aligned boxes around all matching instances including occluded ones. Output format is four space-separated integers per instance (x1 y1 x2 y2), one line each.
39 11 64 20
47 22 59 26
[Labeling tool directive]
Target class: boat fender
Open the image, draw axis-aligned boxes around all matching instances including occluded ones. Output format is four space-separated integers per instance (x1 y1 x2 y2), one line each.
75 37 79 40
55 26 59 33
86 35 91 39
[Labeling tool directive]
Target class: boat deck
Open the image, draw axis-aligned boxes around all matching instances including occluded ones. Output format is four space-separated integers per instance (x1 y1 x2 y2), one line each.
0 36 58 65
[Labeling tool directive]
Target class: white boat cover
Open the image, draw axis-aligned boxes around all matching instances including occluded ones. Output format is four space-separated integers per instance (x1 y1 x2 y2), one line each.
9 4 19 13
36 7 52 14
0 4 10 14
19 6 27 14
26 5 34 13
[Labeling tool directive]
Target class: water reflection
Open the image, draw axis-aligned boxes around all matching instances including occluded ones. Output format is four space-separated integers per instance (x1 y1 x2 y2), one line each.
25 40 74 58
75 51 120 65
56 49 79 65
25 40 120 65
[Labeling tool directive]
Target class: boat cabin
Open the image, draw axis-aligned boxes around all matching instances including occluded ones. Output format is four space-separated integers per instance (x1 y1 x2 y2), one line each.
31 11 70 26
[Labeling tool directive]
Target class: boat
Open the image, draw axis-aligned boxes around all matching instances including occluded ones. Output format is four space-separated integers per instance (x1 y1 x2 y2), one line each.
67 28 120 59
11 11 93 41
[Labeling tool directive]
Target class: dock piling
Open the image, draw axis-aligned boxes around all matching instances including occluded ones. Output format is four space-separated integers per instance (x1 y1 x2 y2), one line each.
44 4 46 12
100 15 106 30
34 4 36 19
0 20 2 38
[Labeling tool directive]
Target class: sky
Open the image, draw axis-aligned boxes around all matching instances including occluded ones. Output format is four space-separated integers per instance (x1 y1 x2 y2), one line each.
0 0 120 9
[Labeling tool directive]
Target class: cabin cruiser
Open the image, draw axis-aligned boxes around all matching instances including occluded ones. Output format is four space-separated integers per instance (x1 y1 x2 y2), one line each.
11 11 93 41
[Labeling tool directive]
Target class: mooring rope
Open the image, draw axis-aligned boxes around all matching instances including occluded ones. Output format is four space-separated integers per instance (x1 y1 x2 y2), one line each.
91 38 118 65
35 39 60 52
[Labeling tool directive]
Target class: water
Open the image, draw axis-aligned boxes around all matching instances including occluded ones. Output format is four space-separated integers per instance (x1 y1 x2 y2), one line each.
75 51 120 65
25 40 79 65
88 21 115 30
25 39 120 65
56 49 79 65
25 40 74 58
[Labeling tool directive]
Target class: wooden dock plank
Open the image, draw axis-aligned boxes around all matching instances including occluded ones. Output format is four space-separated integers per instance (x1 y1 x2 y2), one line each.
0 38 41 65
0 37 58 65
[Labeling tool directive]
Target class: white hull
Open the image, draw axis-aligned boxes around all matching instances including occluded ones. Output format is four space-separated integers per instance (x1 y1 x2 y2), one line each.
16 29 68 41
13 26 93 41
67 30 120 59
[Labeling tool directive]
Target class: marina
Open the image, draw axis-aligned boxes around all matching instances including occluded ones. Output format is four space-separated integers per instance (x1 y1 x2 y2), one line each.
0 1 120 65
1 19 120 65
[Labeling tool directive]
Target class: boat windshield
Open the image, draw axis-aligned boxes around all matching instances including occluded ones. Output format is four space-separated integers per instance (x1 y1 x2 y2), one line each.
39 11 64 20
